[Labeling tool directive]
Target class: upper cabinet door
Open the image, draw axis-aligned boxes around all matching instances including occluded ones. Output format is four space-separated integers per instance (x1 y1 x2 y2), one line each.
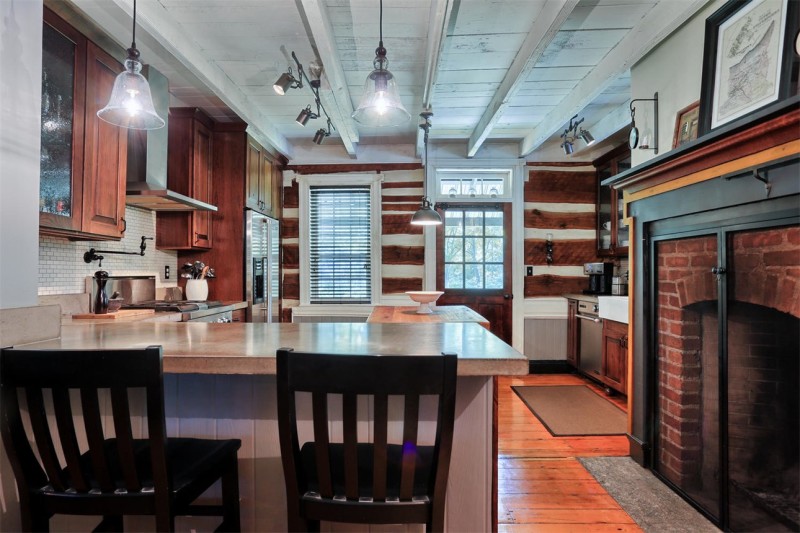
81 41 127 239
595 146 631 257
39 8 86 233
192 120 213 248
245 137 262 211
39 9 127 240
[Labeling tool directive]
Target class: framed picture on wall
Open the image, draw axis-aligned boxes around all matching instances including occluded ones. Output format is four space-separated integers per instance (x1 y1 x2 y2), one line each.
698 0 799 134
672 101 700 148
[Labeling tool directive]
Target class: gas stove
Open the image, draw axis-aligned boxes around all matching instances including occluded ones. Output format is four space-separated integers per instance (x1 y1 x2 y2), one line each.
122 300 226 313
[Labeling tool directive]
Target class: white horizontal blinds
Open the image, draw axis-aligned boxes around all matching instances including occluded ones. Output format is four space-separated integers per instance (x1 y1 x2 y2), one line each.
309 186 372 304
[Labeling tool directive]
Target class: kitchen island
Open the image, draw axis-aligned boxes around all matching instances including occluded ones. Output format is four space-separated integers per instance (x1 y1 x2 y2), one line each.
5 321 527 532
368 304 490 329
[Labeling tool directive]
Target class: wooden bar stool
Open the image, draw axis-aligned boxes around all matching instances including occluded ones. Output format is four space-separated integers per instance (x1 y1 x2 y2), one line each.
276 348 457 532
0 346 241 532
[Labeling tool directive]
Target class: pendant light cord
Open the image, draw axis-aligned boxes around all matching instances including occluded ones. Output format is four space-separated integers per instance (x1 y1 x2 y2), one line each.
131 0 137 49
379 0 383 43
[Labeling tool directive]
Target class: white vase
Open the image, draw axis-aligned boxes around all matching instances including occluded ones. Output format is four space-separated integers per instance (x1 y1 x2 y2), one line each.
185 279 208 301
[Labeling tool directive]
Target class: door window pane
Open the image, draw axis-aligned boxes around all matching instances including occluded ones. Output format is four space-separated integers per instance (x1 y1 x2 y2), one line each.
442 207 504 290
445 264 463 288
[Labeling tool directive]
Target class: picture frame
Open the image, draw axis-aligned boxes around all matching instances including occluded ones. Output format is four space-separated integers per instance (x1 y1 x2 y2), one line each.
672 101 700 148
698 0 799 134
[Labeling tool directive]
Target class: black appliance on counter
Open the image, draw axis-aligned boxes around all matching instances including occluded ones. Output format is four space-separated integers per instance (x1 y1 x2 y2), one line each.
583 262 613 295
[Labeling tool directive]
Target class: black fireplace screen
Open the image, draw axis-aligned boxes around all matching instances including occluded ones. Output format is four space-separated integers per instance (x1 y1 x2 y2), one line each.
653 225 799 531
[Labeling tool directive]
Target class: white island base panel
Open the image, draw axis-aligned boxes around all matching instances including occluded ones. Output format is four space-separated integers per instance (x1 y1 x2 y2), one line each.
1 374 493 532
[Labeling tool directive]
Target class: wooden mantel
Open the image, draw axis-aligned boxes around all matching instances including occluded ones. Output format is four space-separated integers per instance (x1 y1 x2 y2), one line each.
607 98 800 200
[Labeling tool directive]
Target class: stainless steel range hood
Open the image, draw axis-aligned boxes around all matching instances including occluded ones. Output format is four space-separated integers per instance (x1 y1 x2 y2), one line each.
125 66 217 212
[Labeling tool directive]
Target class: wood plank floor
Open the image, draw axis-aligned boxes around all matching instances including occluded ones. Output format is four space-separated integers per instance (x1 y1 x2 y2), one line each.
497 373 641 532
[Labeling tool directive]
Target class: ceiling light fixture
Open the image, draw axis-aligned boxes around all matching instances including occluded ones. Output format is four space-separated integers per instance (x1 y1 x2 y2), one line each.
273 70 301 95
411 111 441 226
296 104 319 126
559 114 594 156
274 51 337 145
313 119 332 145
97 0 164 130
352 0 411 127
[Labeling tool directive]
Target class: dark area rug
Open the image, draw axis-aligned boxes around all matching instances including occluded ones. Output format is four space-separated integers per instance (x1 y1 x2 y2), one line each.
580 456 721 532
511 385 626 436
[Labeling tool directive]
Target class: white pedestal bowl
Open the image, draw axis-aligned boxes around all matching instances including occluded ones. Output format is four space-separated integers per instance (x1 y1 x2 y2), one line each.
405 291 444 314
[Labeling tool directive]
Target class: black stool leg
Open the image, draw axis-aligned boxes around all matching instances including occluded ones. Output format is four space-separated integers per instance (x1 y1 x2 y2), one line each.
219 453 241 532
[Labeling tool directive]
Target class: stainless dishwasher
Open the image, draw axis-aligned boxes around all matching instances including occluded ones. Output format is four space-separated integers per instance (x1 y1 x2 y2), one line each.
577 300 603 377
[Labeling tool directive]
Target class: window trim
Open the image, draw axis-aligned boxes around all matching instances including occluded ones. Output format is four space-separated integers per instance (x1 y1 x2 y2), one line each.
297 173 383 306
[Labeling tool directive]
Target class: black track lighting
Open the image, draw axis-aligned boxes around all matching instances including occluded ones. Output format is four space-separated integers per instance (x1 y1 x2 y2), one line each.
559 114 594 156
276 51 335 147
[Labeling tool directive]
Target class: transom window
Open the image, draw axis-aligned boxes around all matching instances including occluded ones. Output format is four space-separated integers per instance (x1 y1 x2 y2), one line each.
443 208 504 289
435 169 511 200
308 186 372 304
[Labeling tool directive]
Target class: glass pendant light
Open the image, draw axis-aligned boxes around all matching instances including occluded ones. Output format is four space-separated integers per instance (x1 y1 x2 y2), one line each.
97 0 165 130
411 111 441 226
352 0 410 127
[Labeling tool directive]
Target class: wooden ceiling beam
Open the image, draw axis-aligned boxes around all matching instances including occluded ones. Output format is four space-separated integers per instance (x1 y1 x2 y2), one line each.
519 0 708 157
297 0 360 158
416 0 457 158
72 0 294 158
466 0 579 158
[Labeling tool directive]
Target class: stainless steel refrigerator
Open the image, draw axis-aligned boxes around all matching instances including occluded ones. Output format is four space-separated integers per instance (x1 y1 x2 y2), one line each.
244 210 280 323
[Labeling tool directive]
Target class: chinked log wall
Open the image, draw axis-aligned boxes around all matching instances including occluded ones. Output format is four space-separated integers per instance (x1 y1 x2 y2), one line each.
280 165 424 321
524 163 599 297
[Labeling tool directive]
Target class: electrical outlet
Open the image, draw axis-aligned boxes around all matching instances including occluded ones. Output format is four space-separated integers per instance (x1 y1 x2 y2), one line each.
526 266 533 276
164 265 170 280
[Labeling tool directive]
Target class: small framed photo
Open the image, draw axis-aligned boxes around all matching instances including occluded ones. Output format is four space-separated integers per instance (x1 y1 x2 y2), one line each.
672 101 700 148
698 0 799 134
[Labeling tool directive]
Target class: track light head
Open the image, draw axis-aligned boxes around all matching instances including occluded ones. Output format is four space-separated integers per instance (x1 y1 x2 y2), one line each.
562 140 574 155
578 128 595 146
296 105 318 126
313 128 327 145
273 72 297 95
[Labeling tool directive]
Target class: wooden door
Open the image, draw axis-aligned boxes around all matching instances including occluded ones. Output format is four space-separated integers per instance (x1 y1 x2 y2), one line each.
82 41 126 239
436 203 512 344
192 119 212 248
39 8 86 235
602 319 627 394
245 137 262 211
259 152 273 216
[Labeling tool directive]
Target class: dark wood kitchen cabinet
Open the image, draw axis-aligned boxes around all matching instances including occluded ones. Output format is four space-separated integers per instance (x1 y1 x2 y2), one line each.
595 145 631 257
245 136 279 218
39 8 127 240
601 319 628 395
157 108 214 250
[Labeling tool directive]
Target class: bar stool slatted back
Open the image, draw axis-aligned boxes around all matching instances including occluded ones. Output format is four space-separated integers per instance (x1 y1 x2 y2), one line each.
276 349 457 532
0 346 241 532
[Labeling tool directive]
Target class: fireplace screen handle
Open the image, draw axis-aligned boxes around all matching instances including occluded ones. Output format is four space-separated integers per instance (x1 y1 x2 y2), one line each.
711 266 727 281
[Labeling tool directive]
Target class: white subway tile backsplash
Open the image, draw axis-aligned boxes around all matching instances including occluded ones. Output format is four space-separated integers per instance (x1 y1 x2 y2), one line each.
38 207 178 295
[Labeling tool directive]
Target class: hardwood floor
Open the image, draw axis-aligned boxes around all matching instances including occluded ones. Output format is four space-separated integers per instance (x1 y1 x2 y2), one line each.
497 373 641 532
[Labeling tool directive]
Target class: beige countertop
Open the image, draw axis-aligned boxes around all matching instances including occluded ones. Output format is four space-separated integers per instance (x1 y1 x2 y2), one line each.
17 321 527 377
62 301 248 324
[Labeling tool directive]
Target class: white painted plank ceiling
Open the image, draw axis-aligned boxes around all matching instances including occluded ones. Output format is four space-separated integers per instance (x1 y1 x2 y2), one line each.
68 0 709 159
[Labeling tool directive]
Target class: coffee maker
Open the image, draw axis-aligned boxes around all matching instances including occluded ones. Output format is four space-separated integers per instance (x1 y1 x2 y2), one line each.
584 262 614 295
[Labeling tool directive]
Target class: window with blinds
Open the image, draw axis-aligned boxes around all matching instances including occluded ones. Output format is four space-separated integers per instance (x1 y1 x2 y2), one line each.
309 186 372 304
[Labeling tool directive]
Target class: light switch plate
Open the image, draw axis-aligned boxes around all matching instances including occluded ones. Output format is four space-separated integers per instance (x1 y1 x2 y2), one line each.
164 265 170 279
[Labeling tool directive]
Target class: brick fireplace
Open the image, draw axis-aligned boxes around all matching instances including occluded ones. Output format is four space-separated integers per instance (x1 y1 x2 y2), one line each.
607 104 800 531
654 227 799 530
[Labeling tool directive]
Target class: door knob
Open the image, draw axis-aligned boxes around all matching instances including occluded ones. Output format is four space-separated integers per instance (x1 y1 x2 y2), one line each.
503 294 512 300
